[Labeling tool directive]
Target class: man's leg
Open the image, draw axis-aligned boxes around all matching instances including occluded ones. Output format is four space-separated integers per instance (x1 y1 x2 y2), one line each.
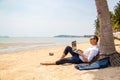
63 46 78 56
40 57 83 65
60 46 76 59
56 57 83 65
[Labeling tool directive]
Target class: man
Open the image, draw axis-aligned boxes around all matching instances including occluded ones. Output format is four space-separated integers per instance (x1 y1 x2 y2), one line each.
40 35 99 65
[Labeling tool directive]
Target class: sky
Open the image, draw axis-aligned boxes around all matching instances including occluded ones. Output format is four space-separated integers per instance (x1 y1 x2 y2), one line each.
0 0 119 37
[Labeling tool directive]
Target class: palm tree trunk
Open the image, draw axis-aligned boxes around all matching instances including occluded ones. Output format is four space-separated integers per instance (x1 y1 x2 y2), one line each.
95 0 120 66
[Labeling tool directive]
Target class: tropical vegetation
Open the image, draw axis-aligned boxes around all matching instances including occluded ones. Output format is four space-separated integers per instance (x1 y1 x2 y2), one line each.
94 1 120 36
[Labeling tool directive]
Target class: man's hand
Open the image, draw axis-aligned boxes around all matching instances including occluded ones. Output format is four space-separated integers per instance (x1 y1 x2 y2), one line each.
77 49 83 55
77 49 88 62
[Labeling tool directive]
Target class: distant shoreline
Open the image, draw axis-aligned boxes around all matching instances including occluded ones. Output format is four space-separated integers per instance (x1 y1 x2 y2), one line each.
0 37 89 54
0 36 9 38
54 35 92 38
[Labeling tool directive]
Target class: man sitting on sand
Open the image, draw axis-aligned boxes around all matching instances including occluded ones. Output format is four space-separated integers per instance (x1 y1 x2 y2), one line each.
40 35 99 65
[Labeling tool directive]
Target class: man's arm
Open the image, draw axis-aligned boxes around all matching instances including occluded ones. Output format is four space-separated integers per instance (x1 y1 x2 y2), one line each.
87 50 98 62
77 50 88 62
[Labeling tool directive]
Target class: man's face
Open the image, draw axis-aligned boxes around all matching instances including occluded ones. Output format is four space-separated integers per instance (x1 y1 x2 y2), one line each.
89 36 97 45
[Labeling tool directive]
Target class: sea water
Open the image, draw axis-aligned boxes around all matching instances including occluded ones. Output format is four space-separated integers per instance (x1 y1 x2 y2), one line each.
0 37 89 53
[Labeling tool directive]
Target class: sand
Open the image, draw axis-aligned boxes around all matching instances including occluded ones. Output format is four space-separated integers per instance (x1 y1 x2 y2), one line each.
0 40 120 80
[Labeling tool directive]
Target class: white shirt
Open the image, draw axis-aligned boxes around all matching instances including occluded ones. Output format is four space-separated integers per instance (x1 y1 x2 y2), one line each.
79 45 99 62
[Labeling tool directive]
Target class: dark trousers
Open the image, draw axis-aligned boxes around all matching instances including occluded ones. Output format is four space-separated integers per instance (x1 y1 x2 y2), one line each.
56 46 83 65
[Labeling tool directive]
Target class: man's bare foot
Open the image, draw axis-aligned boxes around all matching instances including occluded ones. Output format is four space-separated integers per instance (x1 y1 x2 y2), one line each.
40 62 56 65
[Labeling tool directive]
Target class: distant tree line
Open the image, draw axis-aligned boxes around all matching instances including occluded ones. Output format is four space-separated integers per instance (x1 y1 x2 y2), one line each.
94 1 120 36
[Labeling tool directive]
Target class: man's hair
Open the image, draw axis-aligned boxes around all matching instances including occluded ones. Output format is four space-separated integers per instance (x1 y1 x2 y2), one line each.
92 35 99 42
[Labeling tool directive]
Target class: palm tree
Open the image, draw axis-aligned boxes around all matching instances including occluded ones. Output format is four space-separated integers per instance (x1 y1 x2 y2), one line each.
94 12 114 35
94 1 120 33
95 0 120 66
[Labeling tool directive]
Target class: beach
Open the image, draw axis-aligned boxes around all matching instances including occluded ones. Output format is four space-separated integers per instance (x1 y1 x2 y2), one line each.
0 39 120 80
